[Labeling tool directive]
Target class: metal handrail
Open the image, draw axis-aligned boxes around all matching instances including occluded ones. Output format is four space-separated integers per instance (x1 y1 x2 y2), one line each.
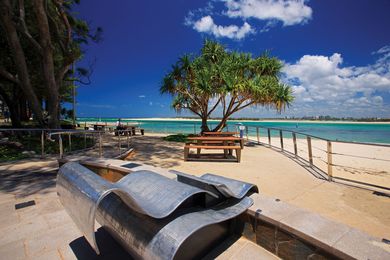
245 125 389 192
49 129 133 159
247 125 390 147
0 128 133 159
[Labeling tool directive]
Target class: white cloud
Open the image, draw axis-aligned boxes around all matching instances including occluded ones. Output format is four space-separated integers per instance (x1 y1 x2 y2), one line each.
186 0 312 40
193 16 254 40
138 95 146 98
224 0 313 26
281 46 390 117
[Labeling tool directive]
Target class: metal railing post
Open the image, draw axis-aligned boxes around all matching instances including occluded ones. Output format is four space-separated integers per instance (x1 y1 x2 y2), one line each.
246 127 249 140
280 130 284 151
307 136 313 166
256 127 260 144
327 141 333 181
99 132 102 157
127 131 130 149
267 129 271 146
59 134 63 159
41 130 45 158
84 133 87 149
293 133 297 156
118 132 121 155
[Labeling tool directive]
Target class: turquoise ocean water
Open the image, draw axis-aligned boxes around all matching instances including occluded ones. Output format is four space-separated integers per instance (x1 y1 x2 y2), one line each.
77 118 390 144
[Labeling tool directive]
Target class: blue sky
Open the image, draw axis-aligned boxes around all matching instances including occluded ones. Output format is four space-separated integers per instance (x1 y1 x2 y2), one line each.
72 0 390 118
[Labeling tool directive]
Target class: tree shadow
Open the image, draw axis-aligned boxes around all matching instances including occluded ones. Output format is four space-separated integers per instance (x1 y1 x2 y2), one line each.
130 135 183 168
0 167 57 197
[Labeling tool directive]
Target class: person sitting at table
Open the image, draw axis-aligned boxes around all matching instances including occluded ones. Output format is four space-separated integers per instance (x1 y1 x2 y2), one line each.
115 118 126 135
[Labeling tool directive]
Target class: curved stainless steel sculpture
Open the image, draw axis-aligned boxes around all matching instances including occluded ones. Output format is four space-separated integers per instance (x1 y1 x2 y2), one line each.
57 162 258 259
171 170 259 200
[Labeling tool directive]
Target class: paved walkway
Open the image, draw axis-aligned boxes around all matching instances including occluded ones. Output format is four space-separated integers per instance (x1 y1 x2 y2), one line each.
0 133 389 259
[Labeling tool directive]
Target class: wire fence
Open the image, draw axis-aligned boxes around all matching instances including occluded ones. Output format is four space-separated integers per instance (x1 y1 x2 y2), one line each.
244 125 390 193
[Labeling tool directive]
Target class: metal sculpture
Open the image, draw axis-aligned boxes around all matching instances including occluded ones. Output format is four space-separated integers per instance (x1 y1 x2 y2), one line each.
57 162 258 259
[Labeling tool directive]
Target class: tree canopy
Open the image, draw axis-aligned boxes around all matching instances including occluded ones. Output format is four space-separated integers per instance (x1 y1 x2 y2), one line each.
161 40 294 132
0 0 101 128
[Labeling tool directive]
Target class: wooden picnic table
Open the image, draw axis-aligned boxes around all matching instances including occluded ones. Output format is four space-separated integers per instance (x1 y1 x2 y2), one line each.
185 136 244 162
187 136 244 149
202 131 238 136
93 124 106 131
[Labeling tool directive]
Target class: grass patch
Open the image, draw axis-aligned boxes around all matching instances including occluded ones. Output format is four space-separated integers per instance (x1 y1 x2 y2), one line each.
163 133 196 143
0 133 95 162
0 146 27 162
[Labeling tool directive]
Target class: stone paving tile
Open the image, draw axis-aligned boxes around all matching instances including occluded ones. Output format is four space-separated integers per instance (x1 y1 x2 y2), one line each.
0 200 20 227
0 214 49 246
0 211 20 229
25 224 81 257
248 193 300 226
27 250 61 260
58 245 78 260
278 209 351 252
0 192 16 204
0 200 16 212
332 228 390 260
27 250 64 260
42 209 76 230
209 236 248 259
0 239 27 260
231 240 280 260
33 197 63 215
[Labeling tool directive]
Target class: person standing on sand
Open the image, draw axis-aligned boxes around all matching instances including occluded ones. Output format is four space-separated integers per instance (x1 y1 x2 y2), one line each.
116 118 125 135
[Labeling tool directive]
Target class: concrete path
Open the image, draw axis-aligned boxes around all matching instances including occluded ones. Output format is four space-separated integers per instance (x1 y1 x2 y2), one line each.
0 133 389 259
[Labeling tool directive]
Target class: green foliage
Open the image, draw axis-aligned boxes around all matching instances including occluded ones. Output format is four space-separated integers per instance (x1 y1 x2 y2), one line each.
163 133 195 143
0 146 28 162
0 0 102 128
161 40 294 131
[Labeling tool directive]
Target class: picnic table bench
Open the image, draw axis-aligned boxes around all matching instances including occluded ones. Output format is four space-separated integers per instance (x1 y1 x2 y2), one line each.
93 124 106 131
202 131 238 136
115 125 144 136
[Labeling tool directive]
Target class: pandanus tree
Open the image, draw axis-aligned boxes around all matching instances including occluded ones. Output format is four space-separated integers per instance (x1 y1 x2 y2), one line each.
160 40 294 132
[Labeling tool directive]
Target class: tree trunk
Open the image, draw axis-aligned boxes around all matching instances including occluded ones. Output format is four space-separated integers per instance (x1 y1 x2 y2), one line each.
0 0 45 127
9 102 22 128
33 0 59 128
200 114 210 133
0 85 22 128
18 93 29 121
212 115 229 132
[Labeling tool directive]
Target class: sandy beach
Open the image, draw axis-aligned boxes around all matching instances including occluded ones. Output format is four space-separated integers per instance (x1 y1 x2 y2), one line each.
128 133 390 239
246 135 390 189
